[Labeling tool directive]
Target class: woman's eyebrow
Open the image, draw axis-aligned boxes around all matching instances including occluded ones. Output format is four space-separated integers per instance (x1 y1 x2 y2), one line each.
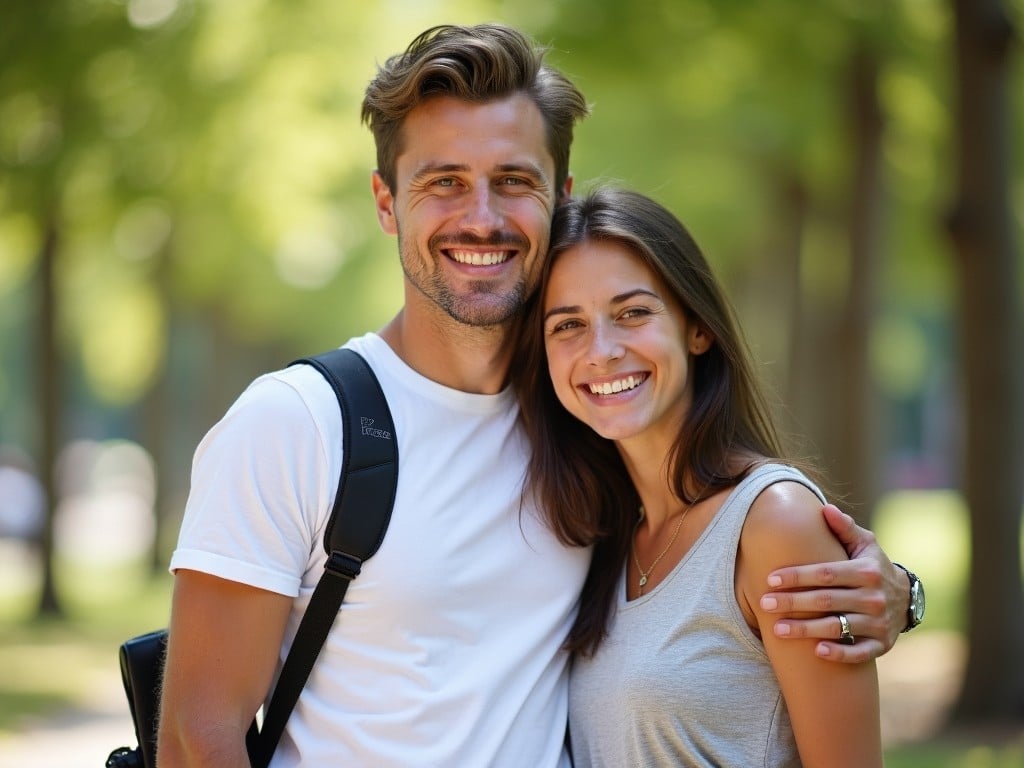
543 304 581 323
543 289 659 323
611 288 659 304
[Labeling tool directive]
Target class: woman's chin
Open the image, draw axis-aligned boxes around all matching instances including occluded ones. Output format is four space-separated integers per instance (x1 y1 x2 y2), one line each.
587 420 642 443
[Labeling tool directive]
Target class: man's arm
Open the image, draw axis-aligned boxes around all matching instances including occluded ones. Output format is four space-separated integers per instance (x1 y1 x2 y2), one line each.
759 504 913 663
158 569 292 767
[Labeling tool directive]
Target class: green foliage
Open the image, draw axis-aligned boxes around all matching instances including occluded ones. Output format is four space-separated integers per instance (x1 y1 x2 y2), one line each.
1 0 1017 437
886 740 1024 768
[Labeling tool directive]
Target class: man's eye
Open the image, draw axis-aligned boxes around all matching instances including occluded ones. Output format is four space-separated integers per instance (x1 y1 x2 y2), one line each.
435 178 456 187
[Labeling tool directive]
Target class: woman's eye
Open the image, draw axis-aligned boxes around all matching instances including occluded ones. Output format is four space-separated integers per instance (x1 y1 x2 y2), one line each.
550 319 581 334
621 307 651 320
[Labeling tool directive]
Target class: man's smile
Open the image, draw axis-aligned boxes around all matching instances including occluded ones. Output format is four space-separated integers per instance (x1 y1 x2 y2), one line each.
448 249 513 266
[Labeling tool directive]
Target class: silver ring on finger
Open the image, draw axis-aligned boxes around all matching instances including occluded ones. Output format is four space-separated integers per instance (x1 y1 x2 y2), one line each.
837 613 855 645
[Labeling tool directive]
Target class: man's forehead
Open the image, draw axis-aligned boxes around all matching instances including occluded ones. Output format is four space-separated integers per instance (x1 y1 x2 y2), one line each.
394 95 556 173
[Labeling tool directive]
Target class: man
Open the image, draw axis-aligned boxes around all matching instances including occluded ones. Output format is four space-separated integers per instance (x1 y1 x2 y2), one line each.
158 24 920 767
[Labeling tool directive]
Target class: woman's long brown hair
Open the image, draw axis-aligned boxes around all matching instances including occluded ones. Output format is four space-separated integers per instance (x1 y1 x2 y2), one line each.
514 187 792 656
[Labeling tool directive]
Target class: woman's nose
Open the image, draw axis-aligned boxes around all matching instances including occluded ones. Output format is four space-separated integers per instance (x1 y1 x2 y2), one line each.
586 323 624 365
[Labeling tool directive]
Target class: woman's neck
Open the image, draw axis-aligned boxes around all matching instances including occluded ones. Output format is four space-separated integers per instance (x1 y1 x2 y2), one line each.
616 436 681 527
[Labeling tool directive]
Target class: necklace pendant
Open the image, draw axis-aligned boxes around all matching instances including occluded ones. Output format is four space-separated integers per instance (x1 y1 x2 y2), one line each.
639 575 648 587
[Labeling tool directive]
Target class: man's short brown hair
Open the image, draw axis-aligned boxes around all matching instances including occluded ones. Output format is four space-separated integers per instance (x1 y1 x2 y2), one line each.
361 24 589 194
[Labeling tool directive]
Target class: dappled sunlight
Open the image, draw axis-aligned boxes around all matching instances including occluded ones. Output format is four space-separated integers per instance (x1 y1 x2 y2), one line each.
84 48 159 141
54 440 156 565
0 91 61 166
113 199 173 263
873 314 932 398
874 489 973 633
76 282 164 405
0 214 39 291
273 206 369 289
668 32 753 117
224 55 375 246
274 227 346 289
61 148 118 228
126 0 181 30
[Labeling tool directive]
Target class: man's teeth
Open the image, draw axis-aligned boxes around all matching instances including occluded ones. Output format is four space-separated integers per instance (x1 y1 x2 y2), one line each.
450 250 510 266
589 376 643 396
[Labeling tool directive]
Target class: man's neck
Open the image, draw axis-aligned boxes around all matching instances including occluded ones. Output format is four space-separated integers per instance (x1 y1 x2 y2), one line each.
378 309 515 395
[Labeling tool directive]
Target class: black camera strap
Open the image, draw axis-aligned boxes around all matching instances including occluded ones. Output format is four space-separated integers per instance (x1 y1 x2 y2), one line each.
248 347 399 767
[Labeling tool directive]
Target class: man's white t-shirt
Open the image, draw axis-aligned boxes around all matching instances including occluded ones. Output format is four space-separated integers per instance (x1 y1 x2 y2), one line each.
170 333 590 767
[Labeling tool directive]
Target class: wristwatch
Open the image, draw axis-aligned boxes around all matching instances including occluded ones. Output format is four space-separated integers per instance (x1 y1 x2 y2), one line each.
894 563 925 632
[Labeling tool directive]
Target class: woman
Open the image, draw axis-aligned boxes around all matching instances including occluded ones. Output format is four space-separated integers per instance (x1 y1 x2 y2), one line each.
515 187 882 767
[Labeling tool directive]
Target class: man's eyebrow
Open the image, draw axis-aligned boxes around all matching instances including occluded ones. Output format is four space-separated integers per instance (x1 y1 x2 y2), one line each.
495 162 549 182
409 162 469 182
543 289 660 323
408 161 550 184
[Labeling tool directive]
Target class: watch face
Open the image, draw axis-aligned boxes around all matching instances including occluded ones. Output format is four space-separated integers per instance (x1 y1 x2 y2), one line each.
911 580 925 623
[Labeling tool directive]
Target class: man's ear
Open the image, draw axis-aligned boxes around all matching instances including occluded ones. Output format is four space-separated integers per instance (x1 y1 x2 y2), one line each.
371 171 397 235
559 174 574 201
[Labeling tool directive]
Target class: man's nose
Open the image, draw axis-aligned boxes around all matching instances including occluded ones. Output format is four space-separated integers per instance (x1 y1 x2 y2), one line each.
460 185 505 233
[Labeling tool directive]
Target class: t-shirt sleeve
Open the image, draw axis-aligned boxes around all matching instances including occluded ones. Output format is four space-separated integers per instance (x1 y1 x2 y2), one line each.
169 372 336 596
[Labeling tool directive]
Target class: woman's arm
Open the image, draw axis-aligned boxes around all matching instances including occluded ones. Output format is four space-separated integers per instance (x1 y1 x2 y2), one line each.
737 483 883 768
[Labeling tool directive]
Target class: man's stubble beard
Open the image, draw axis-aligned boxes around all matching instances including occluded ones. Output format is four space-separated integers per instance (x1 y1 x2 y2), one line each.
398 233 532 328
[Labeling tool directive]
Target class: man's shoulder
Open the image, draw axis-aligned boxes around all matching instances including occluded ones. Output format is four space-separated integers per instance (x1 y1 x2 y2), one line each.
236 334 383 417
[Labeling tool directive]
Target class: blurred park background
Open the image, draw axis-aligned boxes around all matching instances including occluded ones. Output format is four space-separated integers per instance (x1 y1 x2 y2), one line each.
1 0 1023 765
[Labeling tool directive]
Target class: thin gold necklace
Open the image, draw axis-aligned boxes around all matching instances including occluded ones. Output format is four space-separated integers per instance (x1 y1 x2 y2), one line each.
632 502 694 593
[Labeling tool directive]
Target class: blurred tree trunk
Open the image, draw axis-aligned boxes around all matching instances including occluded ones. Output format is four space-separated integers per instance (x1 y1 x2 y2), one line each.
143 241 174 574
833 42 884 523
947 0 1024 725
777 176 816 446
35 216 63 618
142 336 170 574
